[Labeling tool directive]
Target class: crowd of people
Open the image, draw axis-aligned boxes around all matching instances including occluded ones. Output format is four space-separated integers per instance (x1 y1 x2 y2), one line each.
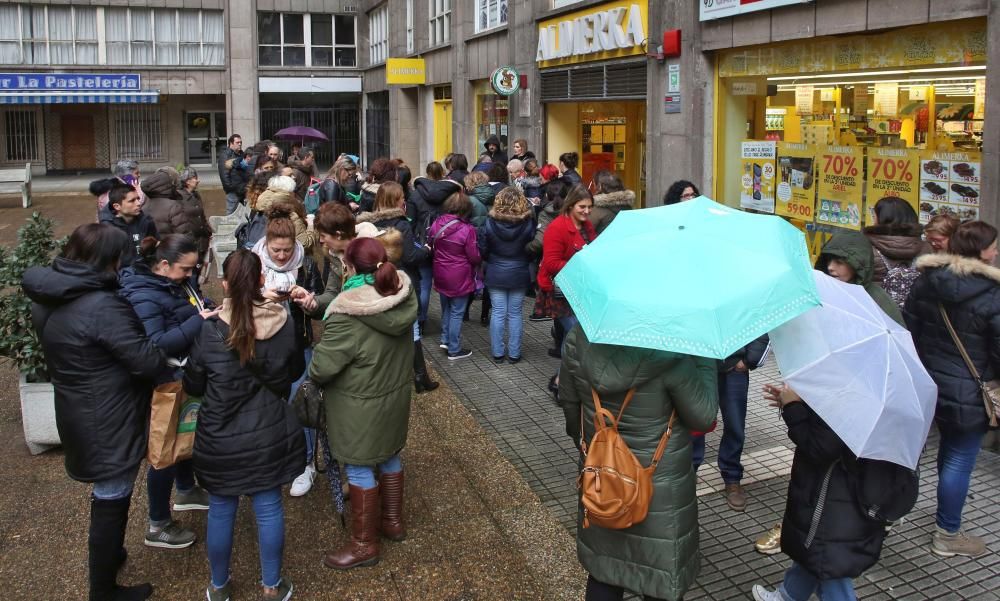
19 133 999 601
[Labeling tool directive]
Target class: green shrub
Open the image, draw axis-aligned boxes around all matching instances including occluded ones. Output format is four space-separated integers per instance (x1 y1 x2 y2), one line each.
0 213 64 382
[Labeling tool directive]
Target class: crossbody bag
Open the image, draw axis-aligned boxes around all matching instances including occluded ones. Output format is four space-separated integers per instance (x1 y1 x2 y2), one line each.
938 304 1000 427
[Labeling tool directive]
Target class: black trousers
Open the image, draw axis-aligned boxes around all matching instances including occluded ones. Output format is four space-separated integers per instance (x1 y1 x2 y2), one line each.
585 575 671 601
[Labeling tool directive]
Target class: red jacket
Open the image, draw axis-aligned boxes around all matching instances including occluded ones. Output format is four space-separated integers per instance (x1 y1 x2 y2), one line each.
538 214 597 292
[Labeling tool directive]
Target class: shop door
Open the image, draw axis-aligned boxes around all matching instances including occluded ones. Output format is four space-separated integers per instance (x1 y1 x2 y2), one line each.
184 111 227 166
434 100 452 162
61 115 96 169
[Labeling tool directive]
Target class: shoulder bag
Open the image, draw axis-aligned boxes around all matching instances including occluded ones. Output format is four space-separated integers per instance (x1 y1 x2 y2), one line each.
938 304 1000 427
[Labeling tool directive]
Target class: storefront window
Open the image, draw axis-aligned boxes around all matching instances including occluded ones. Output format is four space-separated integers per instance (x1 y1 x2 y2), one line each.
474 81 508 157
715 18 987 226
114 105 163 161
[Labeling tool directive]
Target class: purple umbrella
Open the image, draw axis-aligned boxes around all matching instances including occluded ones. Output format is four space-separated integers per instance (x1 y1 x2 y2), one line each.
273 126 329 145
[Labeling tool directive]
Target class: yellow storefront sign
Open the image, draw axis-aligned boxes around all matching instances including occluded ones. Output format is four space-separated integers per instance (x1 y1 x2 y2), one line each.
776 143 816 220
718 19 986 78
536 1 648 69
816 145 864 231
866 148 921 220
386 58 426 85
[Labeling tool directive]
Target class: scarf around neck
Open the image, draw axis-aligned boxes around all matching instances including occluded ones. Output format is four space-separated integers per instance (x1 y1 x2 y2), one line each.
252 237 304 293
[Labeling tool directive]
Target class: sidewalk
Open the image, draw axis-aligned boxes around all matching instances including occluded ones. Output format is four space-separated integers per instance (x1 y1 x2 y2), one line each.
423 299 1000 601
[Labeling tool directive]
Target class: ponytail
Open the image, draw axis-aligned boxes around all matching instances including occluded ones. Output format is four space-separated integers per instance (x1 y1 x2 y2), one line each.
138 234 197 268
345 237 401 297
221 249 264 364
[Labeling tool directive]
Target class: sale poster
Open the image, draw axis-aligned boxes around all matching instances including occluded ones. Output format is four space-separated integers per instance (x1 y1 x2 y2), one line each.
776 143 816 220
866 148 920 222
918 151 982 223
817 145 864 230
740 141 777 213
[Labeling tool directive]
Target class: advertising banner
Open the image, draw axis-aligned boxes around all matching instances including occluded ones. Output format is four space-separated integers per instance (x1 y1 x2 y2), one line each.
817 145 864 230
740 140 776 213
700 0 811 21
776 143 816 220
919 151 982 223
866 148 921 221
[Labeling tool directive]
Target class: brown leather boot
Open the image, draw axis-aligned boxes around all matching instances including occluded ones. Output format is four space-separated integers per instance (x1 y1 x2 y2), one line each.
379 471 406 541
324 485 380 569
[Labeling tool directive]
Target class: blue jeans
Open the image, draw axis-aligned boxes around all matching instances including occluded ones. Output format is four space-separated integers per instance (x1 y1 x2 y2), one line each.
147 459 196 524
345 454 403 489
207 487 285 589
779 562 856 601
418 263 433 324
93 465 139 501
718 369 749 483
936 428 985 532
489 287 526 359
290 346 315 464
439 293 469 354
225 191 240 214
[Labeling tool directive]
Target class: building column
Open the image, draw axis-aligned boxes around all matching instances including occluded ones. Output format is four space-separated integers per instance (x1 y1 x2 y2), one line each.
646 1 714 206
226 0 259 145
980 3 1000 226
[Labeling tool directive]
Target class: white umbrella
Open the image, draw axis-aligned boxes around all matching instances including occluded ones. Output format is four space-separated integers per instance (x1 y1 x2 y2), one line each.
769 271 937 469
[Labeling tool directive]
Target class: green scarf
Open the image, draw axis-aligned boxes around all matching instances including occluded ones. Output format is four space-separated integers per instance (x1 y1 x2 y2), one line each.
342 273 375 292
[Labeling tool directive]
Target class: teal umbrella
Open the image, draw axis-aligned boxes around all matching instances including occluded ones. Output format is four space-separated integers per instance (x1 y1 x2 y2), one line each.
554 196 819 359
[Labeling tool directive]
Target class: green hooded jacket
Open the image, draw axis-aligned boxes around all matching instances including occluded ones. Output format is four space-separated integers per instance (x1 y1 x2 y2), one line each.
309 272 417 465
559 327 719 601
814 231 905 326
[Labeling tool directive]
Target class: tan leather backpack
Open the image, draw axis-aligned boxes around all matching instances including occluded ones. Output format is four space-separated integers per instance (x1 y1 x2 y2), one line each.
578 388 677 529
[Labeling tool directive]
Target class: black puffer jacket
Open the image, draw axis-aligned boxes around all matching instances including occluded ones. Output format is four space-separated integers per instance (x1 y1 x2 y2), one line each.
183 303 306 496
904 253 1000 434
218 147 248 196
97 207 158 269
23 258 166 482
357 207 429 286
478 206 535 290
780 402 886 580
410 177 463 245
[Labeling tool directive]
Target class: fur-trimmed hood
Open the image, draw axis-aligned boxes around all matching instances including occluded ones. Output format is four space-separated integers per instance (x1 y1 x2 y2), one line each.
356 207 407 224
915 253 1000 304
593 189 636 209
324 271 415 336
218 298 288 340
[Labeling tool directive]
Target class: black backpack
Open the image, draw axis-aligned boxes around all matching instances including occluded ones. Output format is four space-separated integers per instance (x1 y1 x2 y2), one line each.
847 458 919 523
234 210 267 250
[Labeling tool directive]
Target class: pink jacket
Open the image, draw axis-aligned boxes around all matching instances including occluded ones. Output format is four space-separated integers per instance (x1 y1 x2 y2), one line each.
428 214 481 298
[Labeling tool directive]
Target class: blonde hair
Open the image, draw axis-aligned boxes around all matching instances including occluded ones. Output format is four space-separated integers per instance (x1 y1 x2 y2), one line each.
266 175 296 193
464 171 488 189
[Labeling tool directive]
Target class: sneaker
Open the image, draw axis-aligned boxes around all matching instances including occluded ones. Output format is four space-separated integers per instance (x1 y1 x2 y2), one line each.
508 356 521 364
751 584 783 601
173 485 210 511
931 526 988 558
724 483 747 511
754 523 782 555
438 343 448 350
206 581 233 601
289 464 316 497
145 520 196 549
528 315 551 322
492 355 505 364
447 348 473 360
261 578 293 601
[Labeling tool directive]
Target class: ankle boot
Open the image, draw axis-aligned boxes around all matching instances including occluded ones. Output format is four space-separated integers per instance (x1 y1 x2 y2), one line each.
379 471 406 541
413 340 439 393
324 485 381 569
90 495 154 601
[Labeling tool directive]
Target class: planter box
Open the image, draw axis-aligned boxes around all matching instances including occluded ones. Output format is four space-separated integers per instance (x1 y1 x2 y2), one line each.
19 374 60 455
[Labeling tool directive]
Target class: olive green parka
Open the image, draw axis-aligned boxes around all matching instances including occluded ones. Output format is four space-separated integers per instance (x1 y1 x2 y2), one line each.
309 272 417 465
560 327 719 601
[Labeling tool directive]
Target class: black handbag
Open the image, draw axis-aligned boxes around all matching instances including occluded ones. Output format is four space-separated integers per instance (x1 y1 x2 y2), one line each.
292 378 326 430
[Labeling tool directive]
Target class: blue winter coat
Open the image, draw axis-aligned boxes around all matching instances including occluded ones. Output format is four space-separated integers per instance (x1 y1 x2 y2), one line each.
478 206 535 290
119 263 203 382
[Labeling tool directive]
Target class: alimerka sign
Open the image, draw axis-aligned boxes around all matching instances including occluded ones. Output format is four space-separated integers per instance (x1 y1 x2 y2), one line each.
0 73 141 90
536 1 647 68
700 0 811 22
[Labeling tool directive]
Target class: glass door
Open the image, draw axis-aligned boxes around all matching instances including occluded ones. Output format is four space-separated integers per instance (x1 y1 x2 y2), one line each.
184 111 227 166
